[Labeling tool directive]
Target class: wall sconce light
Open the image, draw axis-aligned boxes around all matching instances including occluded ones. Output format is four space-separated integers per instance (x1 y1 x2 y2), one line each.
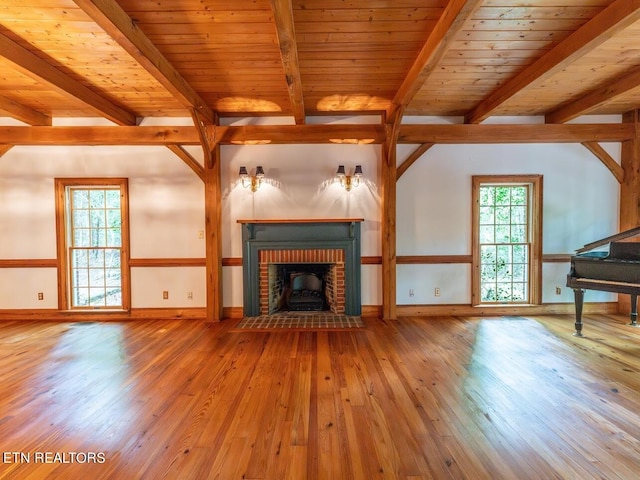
336 165 363 191
239 165 265 192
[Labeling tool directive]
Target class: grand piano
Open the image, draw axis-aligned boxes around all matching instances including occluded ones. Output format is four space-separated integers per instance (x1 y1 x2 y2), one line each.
567 226 640 336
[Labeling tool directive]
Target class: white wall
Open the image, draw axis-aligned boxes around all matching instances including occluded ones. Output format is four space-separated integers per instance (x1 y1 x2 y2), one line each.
220 141 382 307
0 115 622 310
0 143 205 309
396 116 621 305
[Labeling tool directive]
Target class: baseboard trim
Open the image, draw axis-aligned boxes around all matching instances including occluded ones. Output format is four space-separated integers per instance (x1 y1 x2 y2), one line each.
0 303 618 321
223 307 243 319
396 302 618 317
0 307 206 321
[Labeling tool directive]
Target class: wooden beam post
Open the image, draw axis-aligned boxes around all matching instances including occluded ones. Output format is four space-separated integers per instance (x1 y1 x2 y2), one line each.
204 142 223 322
620 110 640 316
381 110 404 321
192 110 223 322
381 130 396 321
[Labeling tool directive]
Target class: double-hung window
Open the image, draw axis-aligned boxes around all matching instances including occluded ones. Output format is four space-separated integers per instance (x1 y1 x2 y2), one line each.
55 179 130 310
472 175 542 306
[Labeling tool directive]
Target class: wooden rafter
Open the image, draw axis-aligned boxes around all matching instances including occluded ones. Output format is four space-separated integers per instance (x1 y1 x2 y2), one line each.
465 0 640 124
547 67 640 124
397 143 434 180
0 93 46 157
0 95 51 126
0 32 135 126
72 0 214 124
386 0 483 121
270 0 305 124
581 142 624 184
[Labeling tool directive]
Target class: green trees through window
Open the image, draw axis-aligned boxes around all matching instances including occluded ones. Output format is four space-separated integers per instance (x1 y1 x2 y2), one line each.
68 187 123 307
473 175 542 306
478 185 530 303
56 178 130 311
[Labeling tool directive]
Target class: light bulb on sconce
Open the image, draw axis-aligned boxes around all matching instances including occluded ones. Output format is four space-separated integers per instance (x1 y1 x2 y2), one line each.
336 165 363 191
239 165 265 192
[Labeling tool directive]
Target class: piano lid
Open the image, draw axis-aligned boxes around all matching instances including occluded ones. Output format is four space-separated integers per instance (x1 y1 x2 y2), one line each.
576 225 640 254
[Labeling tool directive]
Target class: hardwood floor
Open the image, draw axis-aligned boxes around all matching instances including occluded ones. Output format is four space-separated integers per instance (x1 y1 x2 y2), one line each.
1 314 640 479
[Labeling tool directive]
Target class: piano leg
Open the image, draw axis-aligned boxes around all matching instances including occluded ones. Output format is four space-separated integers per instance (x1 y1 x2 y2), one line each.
629 294 639 327
572 288 585 337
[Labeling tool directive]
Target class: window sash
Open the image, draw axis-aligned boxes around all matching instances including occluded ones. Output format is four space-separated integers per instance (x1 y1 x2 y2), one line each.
473 177 541 306
68 246 123 308
55 179 129 311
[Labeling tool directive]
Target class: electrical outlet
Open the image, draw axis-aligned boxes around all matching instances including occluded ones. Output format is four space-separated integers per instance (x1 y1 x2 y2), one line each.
555 286 562 295
163 290 169 300
434 287 441 297
187 291 193 300
409 289 414 297
37 292 44 301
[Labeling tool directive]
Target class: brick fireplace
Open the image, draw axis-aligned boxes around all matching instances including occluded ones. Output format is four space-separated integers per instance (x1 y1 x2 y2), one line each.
261 249 345 315
239 219 362 317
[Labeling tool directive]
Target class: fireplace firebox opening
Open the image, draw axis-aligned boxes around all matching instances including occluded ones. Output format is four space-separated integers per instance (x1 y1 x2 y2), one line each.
269 263 340 314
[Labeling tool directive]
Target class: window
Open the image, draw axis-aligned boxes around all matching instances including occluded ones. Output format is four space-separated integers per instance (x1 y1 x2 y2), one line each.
55 179 130 310
472 175 542 306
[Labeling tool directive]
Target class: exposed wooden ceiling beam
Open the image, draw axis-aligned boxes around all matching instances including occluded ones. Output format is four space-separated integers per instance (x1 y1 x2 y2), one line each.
546 67 640 124
270 0 305 124
0 123 633 146
398 123 635 144
0 124 384 145
72 0 214 124
0 32 135 126
213 124 386 145
387 0 483 121
0 126 198 145
0 95 51 126
465 0 640 124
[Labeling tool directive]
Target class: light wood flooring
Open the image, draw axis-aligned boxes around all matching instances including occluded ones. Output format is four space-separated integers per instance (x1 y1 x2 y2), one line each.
1 314 640 479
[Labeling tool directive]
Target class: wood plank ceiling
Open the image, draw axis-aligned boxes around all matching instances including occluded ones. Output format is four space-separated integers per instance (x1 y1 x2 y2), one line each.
0 0 639 126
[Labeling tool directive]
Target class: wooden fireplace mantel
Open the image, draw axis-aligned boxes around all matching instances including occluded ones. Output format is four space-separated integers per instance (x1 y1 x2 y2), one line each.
237 218 364 224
